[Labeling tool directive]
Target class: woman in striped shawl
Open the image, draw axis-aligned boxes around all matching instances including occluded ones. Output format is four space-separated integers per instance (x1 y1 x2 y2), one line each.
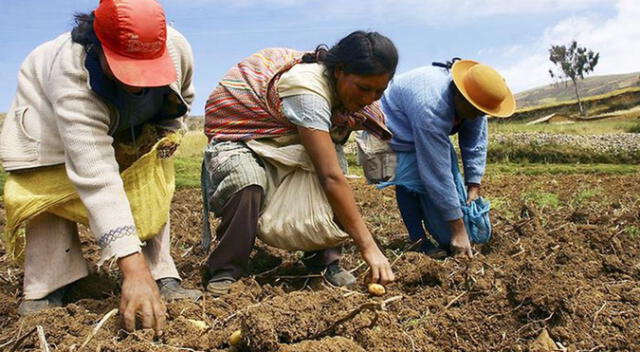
202 31 398 296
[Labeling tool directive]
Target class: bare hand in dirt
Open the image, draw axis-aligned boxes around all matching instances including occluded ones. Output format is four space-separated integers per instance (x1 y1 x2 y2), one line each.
451 233 473 257
466 184 481 205
362 245 395 285
118 253 166 336
449 219 473 258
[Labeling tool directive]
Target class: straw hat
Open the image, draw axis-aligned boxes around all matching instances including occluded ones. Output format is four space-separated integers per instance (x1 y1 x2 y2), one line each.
451 60 515 118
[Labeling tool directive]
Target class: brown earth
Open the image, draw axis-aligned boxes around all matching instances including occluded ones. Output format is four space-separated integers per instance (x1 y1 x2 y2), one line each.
0 174 639 351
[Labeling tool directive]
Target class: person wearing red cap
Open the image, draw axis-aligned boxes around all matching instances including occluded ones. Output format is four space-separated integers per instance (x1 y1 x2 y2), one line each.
0 0 199 335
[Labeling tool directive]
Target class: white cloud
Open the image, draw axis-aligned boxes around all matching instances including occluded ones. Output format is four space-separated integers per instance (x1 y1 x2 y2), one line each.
498 0 640 93
162 0 635 94
576 0 640 76
498 52 551 94
394 0 607 24
300 0 611 26
162 0 608 25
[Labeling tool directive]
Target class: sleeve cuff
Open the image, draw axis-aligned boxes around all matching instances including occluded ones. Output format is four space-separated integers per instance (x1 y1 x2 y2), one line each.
97 226 142 266
465 174 483 185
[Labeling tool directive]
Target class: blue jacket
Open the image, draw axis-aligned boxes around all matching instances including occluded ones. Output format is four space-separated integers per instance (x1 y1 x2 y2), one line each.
381 65 488 221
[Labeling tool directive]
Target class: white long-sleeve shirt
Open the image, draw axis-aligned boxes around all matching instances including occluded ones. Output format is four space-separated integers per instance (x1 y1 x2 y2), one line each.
0 27 195 263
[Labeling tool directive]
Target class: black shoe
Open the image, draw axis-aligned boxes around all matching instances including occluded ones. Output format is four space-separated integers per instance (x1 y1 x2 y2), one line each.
322 261 357 287
423 247 449 259
18 286 66 316
419 241 449 260
156 278 202 301
205 274 236 297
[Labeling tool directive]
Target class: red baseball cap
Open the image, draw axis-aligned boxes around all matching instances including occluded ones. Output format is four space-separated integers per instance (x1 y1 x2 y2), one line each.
93 0 177 87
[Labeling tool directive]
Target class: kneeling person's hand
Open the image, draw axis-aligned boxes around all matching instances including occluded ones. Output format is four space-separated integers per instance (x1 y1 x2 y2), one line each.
118 253 166 336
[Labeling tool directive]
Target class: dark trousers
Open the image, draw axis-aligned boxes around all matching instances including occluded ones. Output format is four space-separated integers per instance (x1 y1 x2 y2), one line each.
395 186 439 251
206 185 341 280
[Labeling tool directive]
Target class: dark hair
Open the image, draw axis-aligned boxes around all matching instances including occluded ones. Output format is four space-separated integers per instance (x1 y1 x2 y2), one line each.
71 12 100 48
301 31 398 80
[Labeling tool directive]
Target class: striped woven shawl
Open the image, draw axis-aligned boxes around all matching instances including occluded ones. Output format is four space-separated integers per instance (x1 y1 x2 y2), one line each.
204 47 387 142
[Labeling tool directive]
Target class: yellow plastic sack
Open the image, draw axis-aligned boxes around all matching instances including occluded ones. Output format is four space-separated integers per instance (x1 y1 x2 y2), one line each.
2 127 180 262
246 140 349 251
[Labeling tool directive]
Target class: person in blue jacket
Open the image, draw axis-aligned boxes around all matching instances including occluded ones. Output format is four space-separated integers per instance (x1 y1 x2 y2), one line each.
380 59 515 258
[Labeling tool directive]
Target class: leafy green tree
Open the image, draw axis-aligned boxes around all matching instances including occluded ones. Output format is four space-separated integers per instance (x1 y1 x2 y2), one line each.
548 41 599 117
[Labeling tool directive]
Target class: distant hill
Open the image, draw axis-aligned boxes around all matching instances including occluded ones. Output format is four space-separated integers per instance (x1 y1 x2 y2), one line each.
515 72 640 109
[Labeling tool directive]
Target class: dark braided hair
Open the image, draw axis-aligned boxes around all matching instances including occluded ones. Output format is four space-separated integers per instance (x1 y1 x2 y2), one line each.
301 31 398 82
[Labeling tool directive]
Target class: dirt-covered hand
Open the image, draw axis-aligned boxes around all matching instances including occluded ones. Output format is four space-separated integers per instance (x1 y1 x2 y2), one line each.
466 184 481 205
118 253 166 336
157 141 178 159
451 228 473 258
362 245 395 285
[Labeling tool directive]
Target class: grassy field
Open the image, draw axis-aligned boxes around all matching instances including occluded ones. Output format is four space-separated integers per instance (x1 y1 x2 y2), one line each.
0 127 638 195
488 118 640 134
173 130 206 188
175 130 208 158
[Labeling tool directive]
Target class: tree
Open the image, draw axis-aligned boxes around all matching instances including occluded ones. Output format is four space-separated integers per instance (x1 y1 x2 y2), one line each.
548 41 599 117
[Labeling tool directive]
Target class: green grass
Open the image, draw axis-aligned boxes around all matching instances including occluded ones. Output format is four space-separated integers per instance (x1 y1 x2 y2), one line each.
0 168 5 196
571 187 603 206
345 152 364 177
175 130 208 158
485 163 638 176
488 142 640 164
173 131 207 189
522 190 561 210
625 226 640 239
347 159 638 182
0 129 638 194
627 121 640 133
174 156 202 189
489 119 640 135
487 196 517 220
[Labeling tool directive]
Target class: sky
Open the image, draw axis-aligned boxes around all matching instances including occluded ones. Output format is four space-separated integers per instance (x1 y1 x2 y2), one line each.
0 0 638 114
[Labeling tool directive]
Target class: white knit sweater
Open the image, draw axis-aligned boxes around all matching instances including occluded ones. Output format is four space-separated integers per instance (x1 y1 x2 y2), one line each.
0 27 195 263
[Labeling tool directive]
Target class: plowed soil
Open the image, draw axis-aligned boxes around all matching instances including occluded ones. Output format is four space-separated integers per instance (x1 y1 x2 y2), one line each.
1 174 639 351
